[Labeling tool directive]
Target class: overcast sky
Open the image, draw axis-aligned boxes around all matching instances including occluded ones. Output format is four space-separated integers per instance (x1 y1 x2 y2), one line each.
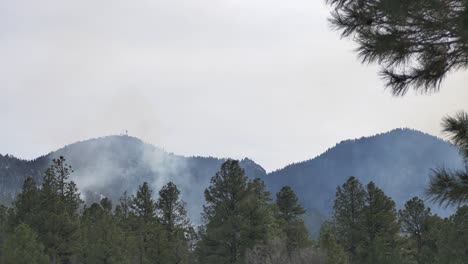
1 0 468 171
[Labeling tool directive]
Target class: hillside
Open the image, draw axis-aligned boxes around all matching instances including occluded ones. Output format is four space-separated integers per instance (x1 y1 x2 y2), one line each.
0 128 464 235
0 135 266 223
265 128 463 235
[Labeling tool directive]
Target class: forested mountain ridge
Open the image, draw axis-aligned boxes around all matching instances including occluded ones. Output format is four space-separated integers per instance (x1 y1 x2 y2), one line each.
265 128 463 235
0 135 266 222
0 128 464 233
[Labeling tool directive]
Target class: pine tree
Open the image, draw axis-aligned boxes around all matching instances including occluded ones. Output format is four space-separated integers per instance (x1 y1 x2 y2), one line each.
156 182 192 264
132 182 168 264
399 197 432 264
432 206 468 263
360 182 401 264
0 205 9 259
36 157 82 264
333 177 366 262
275 186 310 256
318 221 348 264
132 182 156 224
156 182 190 234
79 198 129 264
246 178 277 245
326 0 468 94
276 186 305 223
11 177 40 229
197 160 272 264
428 112 468 207
1 224 49 264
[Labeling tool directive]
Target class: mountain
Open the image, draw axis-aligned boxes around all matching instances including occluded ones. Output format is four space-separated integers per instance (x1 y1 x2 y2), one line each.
0 135 266 223
0 128 464 236
265 128 463 235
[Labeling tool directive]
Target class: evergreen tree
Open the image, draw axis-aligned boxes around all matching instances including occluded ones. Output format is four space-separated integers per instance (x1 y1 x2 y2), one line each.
428 111 468 207
326 0 468 94
276 186 306 223
198 159 271 264
360 182 401 264
399 197 432 264
275 186 310 256
79 198 129 264
156 182 192 264
36 157 82 264
112 191 140 262
156 182 190 234
1 224 49 264
246 178 277 245
333 177 366 262
428 206 468 263
0 205 9 259
318 221 348 264
11 177 40 228
132 182 156 224
132 182 168 264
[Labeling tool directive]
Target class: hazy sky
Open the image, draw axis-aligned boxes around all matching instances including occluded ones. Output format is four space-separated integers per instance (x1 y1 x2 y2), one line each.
1 0 468 171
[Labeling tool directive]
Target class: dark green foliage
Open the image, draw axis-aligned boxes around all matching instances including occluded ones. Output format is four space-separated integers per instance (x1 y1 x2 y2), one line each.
276 186 306 223
428 111 468 206
4 154 468 263
79 198 130 264
333 177 366 261
326 0 468 94
37 157 82 263
0 130 463 239
157 182 190 234
318 222 348 264
131 182 169 264
275 186 311 255
331 177 402 264
1 224 49 264
359 182 401 264
432 206 468 263
399 197 432 263
197 160 278 264
156 182 192 264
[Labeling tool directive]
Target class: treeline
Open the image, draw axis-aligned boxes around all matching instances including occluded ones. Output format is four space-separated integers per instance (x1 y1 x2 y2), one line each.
1 157 468 264
0 157 318 264
319 177 468 264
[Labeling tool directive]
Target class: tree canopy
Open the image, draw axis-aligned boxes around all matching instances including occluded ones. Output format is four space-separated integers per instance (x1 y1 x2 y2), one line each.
326 0 468 95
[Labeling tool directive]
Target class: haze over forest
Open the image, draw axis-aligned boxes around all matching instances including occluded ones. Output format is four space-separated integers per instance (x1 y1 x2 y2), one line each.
2 0 468 263
2 0 468 171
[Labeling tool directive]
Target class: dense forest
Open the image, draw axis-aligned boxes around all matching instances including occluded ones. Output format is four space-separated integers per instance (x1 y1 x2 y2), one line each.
1 129 462 239
1 156 468 264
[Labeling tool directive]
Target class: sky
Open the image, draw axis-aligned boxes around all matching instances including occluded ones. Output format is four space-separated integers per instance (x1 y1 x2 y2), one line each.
1 0 468 172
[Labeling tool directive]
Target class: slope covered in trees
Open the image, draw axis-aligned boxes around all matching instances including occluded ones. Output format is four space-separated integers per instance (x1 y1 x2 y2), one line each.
266 128 463 235
0 129 464 236
2 158 467 263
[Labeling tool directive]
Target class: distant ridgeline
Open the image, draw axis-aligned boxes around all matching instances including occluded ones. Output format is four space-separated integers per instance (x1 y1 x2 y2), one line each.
0 128 464 237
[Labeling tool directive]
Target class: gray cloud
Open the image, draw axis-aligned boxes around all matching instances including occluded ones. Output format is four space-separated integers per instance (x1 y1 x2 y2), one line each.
1 0 468 171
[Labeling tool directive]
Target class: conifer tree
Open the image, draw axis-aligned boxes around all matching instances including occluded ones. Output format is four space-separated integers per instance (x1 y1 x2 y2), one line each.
360 182 401 264
318 221 348 264
80 198 129 264
36 157 82 264
246 178 277 244
132 182 168 264
326 0 468 94
1 224 49 264
0 205 9 259
333 177 366 262
11 177 39 229
198 160 273 264
156 182 192 264
275 186 310 256
399 197 432 264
